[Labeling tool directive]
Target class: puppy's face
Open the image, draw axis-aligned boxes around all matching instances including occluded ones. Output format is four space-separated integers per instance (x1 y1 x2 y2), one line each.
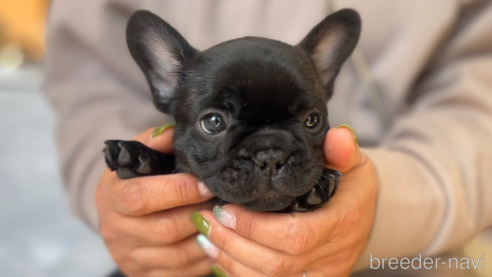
127 10 360 211
172 40 329 211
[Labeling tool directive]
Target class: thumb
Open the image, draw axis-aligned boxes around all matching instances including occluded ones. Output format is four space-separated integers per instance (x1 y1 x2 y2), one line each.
324 124 362 173
132 124 175 154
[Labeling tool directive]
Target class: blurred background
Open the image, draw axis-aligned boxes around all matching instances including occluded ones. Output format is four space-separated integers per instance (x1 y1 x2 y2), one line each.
0 1 115 276
0 1 491 277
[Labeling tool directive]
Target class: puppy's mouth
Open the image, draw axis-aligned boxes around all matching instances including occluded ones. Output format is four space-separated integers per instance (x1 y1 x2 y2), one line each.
219 168 320 212
234 166 340 212
212 163 324 211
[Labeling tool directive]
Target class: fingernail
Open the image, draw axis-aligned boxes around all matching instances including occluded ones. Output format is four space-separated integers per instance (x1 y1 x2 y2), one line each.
198 181 214 198
191 212 211 236
210 265 228 277
213 206 236 229
196 234 219 259
151 123 174 138
337 124 358 145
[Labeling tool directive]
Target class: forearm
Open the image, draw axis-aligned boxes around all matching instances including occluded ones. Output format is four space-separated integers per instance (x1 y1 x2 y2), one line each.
355 57 492 269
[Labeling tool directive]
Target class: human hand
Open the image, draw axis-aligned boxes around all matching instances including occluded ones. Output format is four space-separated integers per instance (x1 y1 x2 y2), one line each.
191 124 378 277
96 125 215 277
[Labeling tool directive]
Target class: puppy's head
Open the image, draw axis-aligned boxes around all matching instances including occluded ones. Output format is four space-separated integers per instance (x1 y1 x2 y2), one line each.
126 9 361 211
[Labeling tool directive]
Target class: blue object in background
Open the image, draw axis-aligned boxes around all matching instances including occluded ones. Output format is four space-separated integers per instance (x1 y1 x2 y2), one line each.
0 66 115 277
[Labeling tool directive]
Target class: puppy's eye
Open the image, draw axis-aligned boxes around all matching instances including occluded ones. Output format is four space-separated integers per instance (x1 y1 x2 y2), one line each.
304 114 320 129
200 114 226 134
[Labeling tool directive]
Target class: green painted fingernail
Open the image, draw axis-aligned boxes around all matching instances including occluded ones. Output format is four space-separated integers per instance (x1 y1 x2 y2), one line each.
213 206 236 229
191 212 210 236
151 123 174 138
337 124 358 145
210 265 228 277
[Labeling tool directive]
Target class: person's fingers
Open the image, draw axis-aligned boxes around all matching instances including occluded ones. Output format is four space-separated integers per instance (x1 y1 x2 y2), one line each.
209 204 338 255
116 203 214 246
133 258 213 277
324 124 362 173
132 125 175 154
196 234 271 277
194 210 304 276
103 173 214 216
201 234 333 277
204 245 269 277
130 236 209 269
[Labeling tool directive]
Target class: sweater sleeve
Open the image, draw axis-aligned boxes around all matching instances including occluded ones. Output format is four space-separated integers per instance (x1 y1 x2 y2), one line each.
42 1 173 230
355 4 492 269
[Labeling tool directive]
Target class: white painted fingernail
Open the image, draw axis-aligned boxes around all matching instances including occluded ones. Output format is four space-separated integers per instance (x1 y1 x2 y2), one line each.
196 234 218 259
198 181 214 198
213 206 236 229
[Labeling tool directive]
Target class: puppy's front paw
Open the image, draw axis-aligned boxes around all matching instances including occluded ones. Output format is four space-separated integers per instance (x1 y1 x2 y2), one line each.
103 140 175 179
317 168 342 200
288 169 342 212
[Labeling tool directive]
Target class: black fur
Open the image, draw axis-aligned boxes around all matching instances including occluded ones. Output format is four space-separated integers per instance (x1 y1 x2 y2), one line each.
104 9 361 212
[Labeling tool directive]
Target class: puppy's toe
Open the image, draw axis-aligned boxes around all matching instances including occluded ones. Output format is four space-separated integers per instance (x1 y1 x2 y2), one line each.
325 169 342 197
326 169 342 183
117 142 132 166
117 168 139 179
104 140 123 170
306 187 323 205
289 200 310 213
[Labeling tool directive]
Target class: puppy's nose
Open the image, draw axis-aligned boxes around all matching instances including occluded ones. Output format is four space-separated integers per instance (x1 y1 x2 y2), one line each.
253 149 287 173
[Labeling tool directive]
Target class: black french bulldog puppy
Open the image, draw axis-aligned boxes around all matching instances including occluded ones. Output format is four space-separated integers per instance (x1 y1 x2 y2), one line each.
104 9 361 212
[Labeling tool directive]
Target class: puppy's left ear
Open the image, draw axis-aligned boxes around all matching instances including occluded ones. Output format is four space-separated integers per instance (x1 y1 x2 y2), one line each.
298 9 361 99
126 10 197 114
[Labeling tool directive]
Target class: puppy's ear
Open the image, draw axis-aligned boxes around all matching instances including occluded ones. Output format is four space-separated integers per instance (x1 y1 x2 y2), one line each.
298 9 361 98
126 10 197 114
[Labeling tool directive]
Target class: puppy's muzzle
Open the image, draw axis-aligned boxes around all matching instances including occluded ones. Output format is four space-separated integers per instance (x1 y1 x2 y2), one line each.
252 149 288 176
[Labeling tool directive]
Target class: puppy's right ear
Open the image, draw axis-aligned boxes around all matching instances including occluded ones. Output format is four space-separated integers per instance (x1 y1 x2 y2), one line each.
126 10 197 114
298 9 361 99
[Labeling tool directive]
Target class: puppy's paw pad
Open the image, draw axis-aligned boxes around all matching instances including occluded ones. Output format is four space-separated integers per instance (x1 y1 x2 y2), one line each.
136 154 151 174
117 142 132 166
104 140 124 169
